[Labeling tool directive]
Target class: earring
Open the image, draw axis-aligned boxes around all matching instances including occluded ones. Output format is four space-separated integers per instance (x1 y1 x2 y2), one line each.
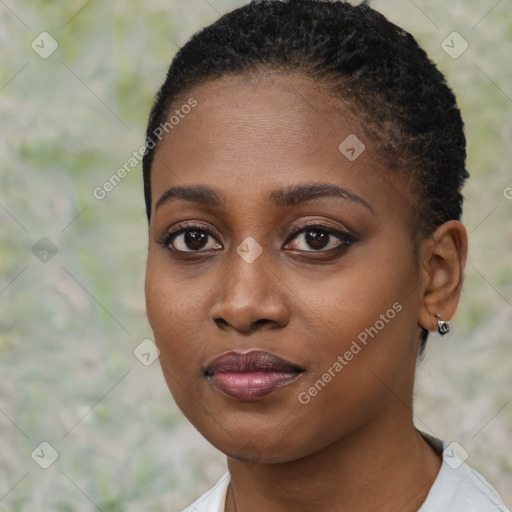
436 314 450 336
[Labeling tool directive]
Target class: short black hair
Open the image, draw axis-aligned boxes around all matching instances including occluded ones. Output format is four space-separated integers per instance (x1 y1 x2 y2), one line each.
142 0 469 353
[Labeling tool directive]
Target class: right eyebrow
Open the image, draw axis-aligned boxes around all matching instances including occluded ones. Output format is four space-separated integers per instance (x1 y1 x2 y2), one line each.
155 185 223 211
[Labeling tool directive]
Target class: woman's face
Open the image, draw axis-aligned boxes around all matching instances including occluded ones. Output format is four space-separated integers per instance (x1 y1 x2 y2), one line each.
145 72 425 463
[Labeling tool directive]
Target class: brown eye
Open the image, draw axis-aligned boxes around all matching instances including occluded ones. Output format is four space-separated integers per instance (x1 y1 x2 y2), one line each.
284 224 356 252
160 225 223 253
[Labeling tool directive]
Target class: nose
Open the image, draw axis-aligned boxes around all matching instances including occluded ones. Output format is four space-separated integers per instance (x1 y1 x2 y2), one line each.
210 246 290 333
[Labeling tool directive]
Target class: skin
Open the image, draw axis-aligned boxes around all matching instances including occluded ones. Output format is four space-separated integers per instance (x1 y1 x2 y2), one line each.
144 71 468 512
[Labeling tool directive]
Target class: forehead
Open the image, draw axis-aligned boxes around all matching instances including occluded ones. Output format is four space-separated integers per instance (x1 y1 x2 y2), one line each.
157 72 358 166
150 72 412 219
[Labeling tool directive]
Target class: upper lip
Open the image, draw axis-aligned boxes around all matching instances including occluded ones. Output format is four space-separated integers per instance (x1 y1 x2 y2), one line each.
204 350 305 376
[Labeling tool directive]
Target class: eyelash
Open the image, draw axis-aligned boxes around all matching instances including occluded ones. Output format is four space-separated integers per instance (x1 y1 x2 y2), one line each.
286 221 356 247
157 222 357 255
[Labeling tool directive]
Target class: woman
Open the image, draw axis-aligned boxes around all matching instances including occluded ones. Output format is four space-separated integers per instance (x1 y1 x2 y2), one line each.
142 1 510 510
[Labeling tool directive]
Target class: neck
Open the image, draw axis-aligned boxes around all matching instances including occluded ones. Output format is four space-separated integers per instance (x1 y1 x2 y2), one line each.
225 414 441 512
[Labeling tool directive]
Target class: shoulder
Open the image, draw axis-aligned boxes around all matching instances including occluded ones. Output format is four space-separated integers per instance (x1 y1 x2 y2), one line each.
419 433 510 512
181 472 230 512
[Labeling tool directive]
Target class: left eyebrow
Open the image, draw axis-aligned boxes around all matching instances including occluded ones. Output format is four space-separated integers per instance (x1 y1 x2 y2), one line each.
155 182 374 215
268 182 374 214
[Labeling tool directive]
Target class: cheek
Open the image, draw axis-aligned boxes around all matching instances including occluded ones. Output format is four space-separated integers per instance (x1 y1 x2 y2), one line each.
145 257 204 374
294 241 415 349
145 268 210 421
287 246 418 415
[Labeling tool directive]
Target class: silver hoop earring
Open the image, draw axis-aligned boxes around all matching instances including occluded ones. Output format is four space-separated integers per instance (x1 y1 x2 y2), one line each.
436 314 450 336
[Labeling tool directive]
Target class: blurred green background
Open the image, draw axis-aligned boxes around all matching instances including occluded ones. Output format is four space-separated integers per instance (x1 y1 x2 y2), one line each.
0 0 510 510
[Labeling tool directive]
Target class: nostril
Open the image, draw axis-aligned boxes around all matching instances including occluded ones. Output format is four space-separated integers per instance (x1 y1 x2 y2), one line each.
250 319 272 329
214 318 229 329
213 317 273 331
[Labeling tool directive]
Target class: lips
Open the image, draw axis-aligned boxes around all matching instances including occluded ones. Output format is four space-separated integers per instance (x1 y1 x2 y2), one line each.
204 350 304 401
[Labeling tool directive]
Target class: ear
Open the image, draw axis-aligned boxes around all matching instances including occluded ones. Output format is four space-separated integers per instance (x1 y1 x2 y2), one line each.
417 220 468 332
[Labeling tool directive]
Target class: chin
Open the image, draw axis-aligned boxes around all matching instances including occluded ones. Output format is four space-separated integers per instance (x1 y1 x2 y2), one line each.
201 425 317 465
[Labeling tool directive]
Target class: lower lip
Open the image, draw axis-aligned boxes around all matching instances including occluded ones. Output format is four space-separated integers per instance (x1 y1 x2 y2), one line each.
208 371 301 401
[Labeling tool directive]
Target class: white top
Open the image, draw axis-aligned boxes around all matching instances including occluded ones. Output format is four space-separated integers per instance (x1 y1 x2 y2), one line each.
182 435 510 512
